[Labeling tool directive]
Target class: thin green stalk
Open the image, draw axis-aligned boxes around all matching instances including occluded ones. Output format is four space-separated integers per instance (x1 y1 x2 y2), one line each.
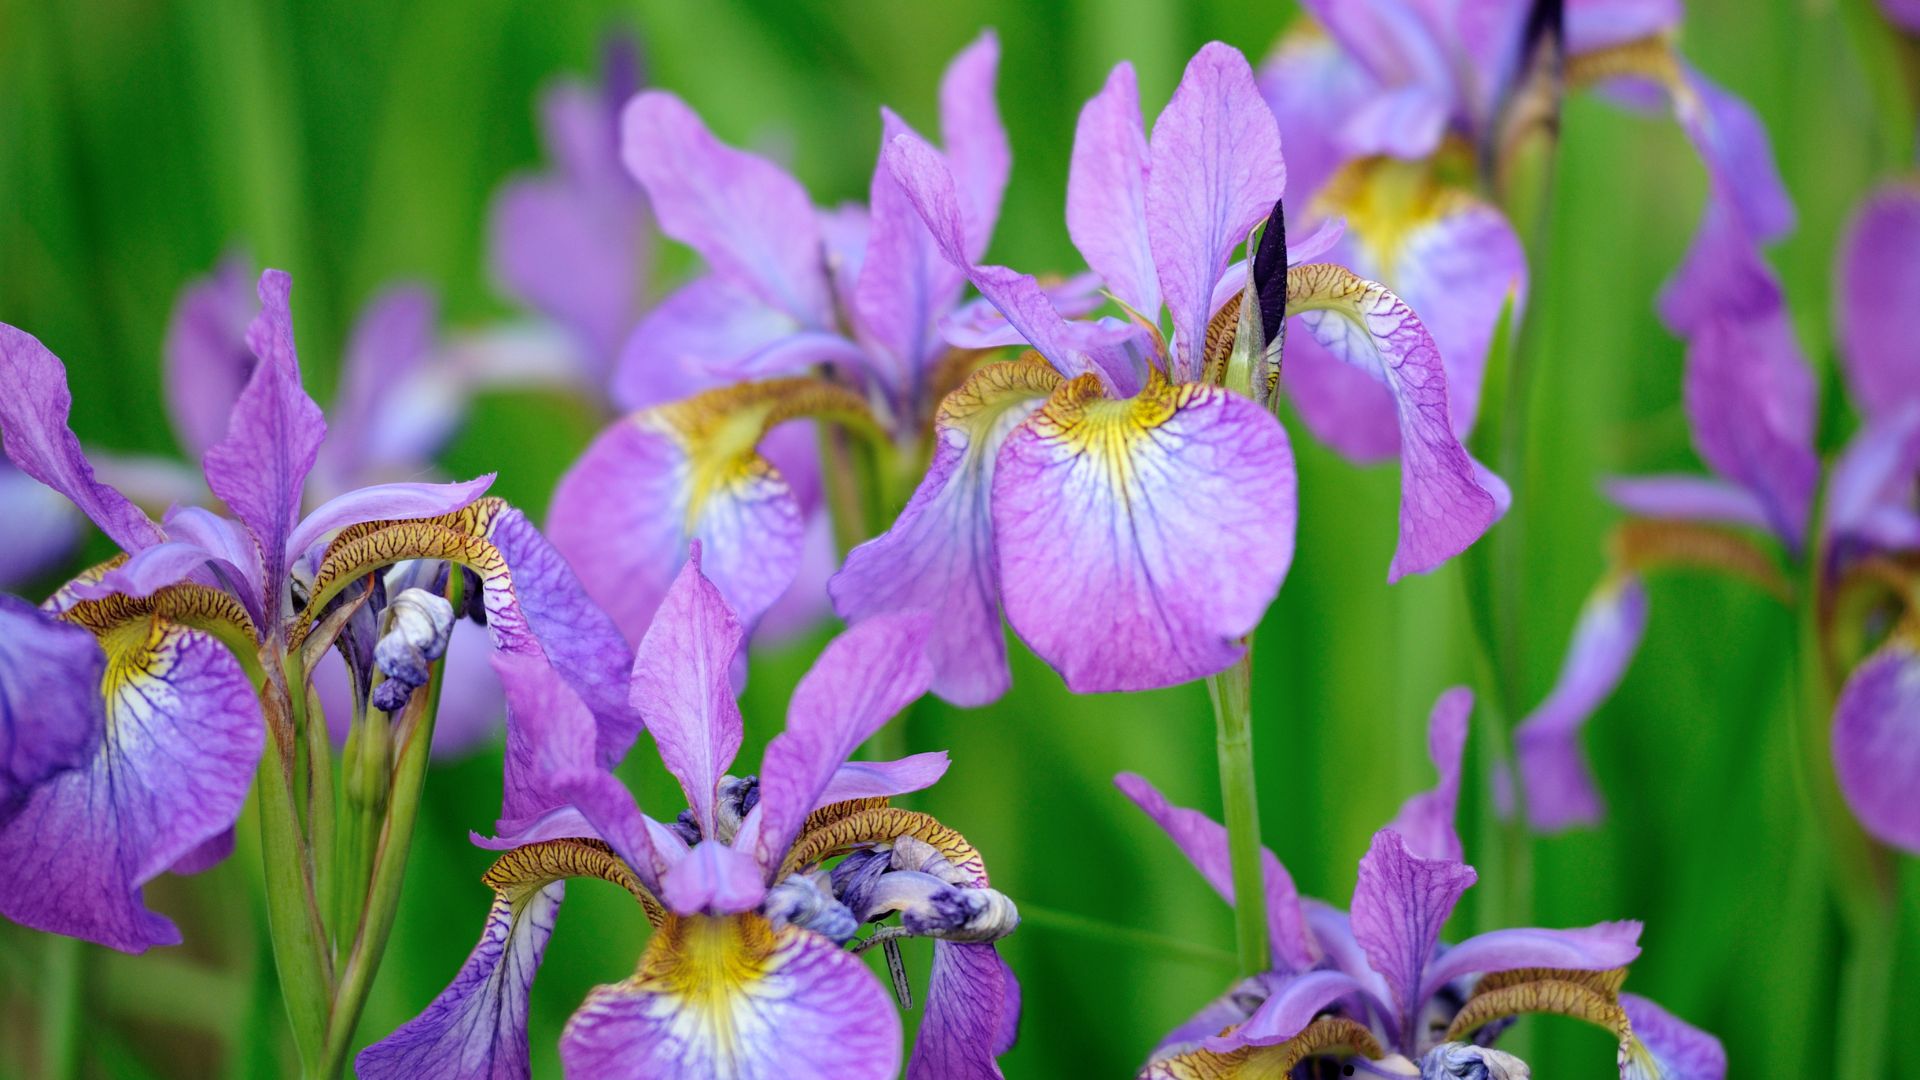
819 423 871 560
303 681 335 956
41 934 83 1080
1017 902 1236 969
256 680 335 1075
1206 649 1269 977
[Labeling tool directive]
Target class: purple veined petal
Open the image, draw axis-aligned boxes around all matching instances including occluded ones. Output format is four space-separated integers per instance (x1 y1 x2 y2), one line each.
659 839 767 916
1147 41 1288 382
1258 26 1380 209
632 550 745 837
163 505 263 594
1682 309 1819 551
828 359 1059 706
939 273 1106 350
1603 474 1773 533
939 30 1010 264
811 752 951 808
1419 920 1643 1002
562 916 901 1080
0 611 262 952
1513 576 1649 833
1287 263 1502 579
1348 829 1476 1037
747 613 934 873
611 274 796 412
1301 900 1397 1024
1827 406 1920 553
1673 63 1795 245
1114 772 1316 972
1283 331 1404 462
1150 974 1275 1060
1566 0 1682 54
1620 993 1728 1080
908 941 1019 1080
202 270 327 607
621 91 831 328
162 253 257 461
1832 639 1920 854
1202 969 1369 1053
0 596 101 822
708 331 873 385
995 376 1297 692
854 108 968 401
1835 178 1920 419
0 323 165 553
1067 61 1160 318
356 878 564 1080
286 475 496 568
0 462 80 590
1386 687 1472 863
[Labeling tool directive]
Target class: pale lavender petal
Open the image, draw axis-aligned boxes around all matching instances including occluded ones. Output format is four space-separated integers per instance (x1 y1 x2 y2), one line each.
1386 687 1472 863
1829 407 1920 553
939 274 1106 349
0 617 261 951
908 941 1019 1080
1348 829 1476 1035
319 285 440 486
611 275 794 412
811 753 951 807
754 507 836 643
1147 42 1288 381
1420 920 1643 1001
1287 217 1346 265
1203 969 1368 1052
659 839 767 916
1282 333 1404 462
1298 0 1452 88
854 109 966 397
1340 82 1451 160
1514 577 1649 832
490 169 644 371
1566 0 1682 53
1683 308 1818 550
621 92 831 327
1656 200 1782 337
285 476 495 567
356 878 563 1080
1257 29 1379 206
1621 993 1728 1080
560 917 901 1080
0 596 100 820
1067 62 1159 317
1151 975 1272 1059
1675 65 1795 244
1603 475 1772 532
0 462 79 589
709 331 871 384
1302 900 1397 1017
162 254 257 460
1835 179 1920 419
1115 772 1316 972
748 613 933 873
201 270 327 600
1832 640 1920 854
939 30 1010 263
0 323 165 552
631 550 745 835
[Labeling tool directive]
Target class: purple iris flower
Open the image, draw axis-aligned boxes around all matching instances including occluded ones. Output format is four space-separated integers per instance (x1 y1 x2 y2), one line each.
1259 0 1792 471
1121 689 1725 1079
361 552 1019 1080
830 42 1501 704
0 269 628 952
1514 170 1920 852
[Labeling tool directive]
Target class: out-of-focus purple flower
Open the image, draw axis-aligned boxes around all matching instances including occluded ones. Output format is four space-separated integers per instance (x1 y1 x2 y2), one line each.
830 42 1498 704
1121 689 1722 1079
0 460 80 591
361 554 1019 1080
1879 0 1920 35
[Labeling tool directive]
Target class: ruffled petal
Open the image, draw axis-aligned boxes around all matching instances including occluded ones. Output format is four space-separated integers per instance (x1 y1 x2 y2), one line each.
621 92 831 327
1287 263 1502 578
560 915 900 1080
631 551 745 836
1620 993 1727 1080
1146 42 1288 381
1832 639 1920 854
829 358 1060 706
938 30 1010 263
1203 969 1369 1052
993 373 1297 693
0 323 165 553
0 596 100 820
1067 62 1159 318
1421 921 1642 1001
1835 178 1920 419
1348 829 1475 1038
1386 687 1472 862
1513 577 1649 832
0 593 262 951
161 253 257 460
908 941 1020 1080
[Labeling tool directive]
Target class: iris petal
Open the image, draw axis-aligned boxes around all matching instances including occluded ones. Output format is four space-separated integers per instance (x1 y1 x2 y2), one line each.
1832 639 1920 854
632 551 745 836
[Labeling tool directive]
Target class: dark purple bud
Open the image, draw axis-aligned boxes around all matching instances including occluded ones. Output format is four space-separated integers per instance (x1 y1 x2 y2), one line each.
1251 198 1288 344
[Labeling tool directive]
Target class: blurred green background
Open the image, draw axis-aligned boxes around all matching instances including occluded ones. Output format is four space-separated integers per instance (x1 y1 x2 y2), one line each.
1 0 1916 1076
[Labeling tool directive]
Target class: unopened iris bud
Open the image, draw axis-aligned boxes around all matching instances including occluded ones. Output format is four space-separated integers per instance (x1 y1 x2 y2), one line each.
1419 1042 1530 1080
714 774 759 843
762 870 859 944
370 588 455 713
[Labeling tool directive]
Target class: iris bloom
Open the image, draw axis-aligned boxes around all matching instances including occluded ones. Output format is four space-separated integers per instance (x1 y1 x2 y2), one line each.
361 553 1019 1079
830 42 1502 703
1121 689 1723 1079
1512 170 1920 853
1259 0 1791 467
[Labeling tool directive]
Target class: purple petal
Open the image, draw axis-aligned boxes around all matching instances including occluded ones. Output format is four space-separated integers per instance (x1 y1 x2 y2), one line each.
631 551 745 836
939 30 1010 264
1882 0 1920 32
286 476 495 567
1682 308 1818 550
1386 687 1472 863
1067 62 1159 317
318 285 441 487
1203 969 1368 1052
1832 640 1920 854
0 323 165 553
68 541 259 628
1147 42 1287 382
610 274 794 412
162 254 257 460
0 596 101 820
1567 0 1682 53
748 613 933 873
1348 829 1476 1036
908 941 1019 1080
1674 65 1794 244
939 274 1108 350
659 839 767 916
1514 577 1650 832
1621 993 1728 1080
1420 920 1643 1002
1283 332 1405 462
829 360 1057 706
621 91 830 327
1302 900 1397 1017
854 109 967 398
1828 407 1920 554
1115 772 1316 972
0 462 79 589
994 379 1297 693
1298 0 1453 89
1257 28 1379 208
1835 179 1920 419
755 508 837 643
560 917 901 1080
1604 474 1772 532
1341 83 1451 160
1288 263 1502 579
1656 199 1783 337
356 878 563 1080
201 270 327 603
812 753 951 807
0 615 262 951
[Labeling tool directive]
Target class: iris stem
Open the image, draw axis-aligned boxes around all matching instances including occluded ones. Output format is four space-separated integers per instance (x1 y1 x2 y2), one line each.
41 934 82 1080
1206 648 1269 978
257 649 335 1076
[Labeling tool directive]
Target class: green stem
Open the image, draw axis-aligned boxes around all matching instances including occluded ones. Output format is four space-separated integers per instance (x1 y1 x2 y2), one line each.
1206 649 1269 977
819 422 871 560
41 934 83 1080
256 679 335 1075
